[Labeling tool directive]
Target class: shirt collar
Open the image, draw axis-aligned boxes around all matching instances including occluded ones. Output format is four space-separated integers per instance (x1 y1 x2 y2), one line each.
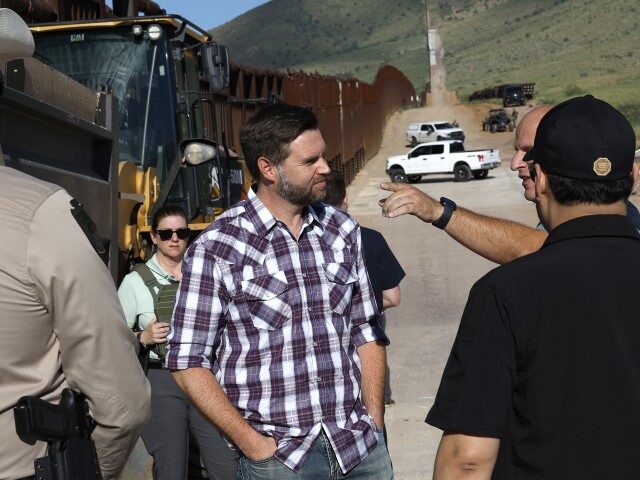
246 185 324 236
543 214 640 248
147 253 178 281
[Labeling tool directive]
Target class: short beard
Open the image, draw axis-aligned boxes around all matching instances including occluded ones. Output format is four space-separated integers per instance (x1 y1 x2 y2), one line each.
275 163 325 206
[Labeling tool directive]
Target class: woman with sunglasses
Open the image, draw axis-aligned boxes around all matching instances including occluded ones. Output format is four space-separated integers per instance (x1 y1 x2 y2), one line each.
118 205 238 479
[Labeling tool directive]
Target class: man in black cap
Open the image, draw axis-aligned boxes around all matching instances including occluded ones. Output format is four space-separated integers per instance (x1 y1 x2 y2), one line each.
426 96 640 479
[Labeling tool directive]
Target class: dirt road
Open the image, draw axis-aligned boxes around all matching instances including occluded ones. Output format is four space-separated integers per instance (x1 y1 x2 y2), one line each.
347 99 536 479
348 87 640 476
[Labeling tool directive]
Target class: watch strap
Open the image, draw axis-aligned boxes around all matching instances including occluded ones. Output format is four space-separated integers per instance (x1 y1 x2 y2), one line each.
433 197 456 230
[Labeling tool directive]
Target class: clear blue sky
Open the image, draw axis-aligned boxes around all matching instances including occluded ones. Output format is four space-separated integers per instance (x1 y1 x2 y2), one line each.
105 1 270 30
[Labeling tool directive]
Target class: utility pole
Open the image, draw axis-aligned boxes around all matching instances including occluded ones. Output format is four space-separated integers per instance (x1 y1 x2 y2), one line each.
423 0 431 100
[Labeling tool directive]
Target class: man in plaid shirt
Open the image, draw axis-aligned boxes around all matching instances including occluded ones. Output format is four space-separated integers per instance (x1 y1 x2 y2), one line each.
168 103 392 479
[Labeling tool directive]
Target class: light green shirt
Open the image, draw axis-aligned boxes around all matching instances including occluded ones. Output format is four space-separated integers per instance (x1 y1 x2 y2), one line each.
117 254 177 360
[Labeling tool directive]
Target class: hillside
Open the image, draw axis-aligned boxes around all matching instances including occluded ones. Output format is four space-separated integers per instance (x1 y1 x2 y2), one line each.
210 0 442 90
211 0 640 129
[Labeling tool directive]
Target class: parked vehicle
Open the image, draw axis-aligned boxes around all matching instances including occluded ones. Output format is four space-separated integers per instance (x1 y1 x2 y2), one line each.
503 85 526 107
483 108 514 133
386 141 500 183
406 121 465 147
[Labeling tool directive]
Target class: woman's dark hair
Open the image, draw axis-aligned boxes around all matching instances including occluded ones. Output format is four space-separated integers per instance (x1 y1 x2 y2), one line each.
151 205 188 231
547 173 633 205
239 103 319 181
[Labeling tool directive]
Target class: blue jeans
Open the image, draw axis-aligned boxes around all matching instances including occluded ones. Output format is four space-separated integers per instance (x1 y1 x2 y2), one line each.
236 431 393 480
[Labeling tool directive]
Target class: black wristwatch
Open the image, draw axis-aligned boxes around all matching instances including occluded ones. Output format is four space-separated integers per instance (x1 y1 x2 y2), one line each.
432 197 457 230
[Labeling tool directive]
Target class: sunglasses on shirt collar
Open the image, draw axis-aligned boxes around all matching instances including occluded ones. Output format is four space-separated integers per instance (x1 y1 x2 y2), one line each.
155 228 190 241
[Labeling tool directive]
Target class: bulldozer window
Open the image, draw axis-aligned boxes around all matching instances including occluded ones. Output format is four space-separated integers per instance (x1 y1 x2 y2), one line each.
33 27 179 181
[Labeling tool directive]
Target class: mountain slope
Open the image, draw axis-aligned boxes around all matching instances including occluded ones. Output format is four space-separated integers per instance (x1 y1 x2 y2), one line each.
211 0 640 129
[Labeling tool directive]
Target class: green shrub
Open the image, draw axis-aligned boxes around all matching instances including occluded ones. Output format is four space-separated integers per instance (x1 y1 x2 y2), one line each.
563 83 584 96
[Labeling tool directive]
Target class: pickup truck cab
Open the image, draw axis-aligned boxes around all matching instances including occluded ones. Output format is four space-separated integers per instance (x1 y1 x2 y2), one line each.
406 121 465 147
386 141 500 183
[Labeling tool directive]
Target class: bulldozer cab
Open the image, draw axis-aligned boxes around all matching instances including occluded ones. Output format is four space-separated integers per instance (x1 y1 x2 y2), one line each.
30 16 242 268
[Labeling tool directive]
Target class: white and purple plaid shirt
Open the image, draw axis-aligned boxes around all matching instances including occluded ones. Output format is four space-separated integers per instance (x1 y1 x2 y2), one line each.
167 191 387 473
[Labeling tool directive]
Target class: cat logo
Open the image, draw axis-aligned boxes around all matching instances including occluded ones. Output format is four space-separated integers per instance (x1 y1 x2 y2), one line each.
70 34 84 42
593 157 611 177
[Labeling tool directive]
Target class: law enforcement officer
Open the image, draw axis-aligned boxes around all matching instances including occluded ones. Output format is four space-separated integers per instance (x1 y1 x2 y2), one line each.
0 165 151 479
427 96 640 479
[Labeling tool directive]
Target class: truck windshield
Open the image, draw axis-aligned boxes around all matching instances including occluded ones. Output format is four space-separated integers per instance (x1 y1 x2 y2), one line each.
33 27 179 178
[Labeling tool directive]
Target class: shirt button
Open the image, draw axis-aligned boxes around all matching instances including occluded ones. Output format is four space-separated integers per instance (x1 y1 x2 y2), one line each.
302 272 307 278
313 341 318 347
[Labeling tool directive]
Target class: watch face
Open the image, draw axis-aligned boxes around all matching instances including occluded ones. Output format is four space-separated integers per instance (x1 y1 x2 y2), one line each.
441 197 456 209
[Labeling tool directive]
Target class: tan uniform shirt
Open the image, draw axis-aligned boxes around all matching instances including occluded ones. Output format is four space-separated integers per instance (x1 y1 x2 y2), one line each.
0 166 151 480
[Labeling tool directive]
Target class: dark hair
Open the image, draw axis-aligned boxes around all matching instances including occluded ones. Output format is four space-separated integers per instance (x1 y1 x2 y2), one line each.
323 171 346 208
239 103 319 181
547 173 633 205
151 205 188 231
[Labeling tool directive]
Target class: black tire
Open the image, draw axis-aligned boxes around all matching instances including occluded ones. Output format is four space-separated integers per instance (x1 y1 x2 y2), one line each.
410 136 417 147
473 169 489 179
407 175 422 183
453 164 472 182
389 169 408 183
490 123 497 133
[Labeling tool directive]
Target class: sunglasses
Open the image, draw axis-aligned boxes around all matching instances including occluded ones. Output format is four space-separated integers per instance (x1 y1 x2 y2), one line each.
156 228 190 241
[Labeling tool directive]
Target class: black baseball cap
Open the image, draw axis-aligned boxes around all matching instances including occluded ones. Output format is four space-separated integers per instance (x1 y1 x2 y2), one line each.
523 95 636 181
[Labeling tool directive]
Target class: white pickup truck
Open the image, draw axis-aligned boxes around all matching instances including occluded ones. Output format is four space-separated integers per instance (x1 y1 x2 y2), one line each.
406 121 465 146
386 141 500 183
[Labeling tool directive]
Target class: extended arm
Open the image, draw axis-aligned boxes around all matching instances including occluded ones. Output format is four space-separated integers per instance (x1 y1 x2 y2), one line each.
172 368 276 460
379 183 547 264
358 340 386 429
433 432 499 480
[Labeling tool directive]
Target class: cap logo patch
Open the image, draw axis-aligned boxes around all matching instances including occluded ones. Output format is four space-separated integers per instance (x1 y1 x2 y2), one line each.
593 157 611 176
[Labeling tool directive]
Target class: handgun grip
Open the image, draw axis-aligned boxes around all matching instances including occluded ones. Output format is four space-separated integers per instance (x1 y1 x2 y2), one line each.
14 396 67 444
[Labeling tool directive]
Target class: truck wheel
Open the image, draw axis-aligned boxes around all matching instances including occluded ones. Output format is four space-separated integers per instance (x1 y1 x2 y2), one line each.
454 164 472 182
490 123 497 133
408 175 422 183
410 136 417 147
390 169 408 183
473 169 489 179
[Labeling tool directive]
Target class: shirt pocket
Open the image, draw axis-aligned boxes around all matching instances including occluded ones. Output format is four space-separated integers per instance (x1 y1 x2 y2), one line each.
241 270 292 330
323 262 358 315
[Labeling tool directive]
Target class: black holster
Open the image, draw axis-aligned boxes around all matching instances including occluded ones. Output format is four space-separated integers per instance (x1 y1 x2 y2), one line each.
14 388 103 480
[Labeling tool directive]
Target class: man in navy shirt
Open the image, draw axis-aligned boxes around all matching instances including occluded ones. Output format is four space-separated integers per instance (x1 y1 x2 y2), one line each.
324 171 405 407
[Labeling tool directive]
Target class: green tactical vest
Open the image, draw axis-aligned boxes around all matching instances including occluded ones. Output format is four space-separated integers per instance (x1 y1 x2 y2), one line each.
134 263 179 359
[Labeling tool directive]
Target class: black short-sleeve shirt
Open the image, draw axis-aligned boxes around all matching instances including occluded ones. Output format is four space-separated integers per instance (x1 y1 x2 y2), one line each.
427 215 640 479
361 227 405 313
